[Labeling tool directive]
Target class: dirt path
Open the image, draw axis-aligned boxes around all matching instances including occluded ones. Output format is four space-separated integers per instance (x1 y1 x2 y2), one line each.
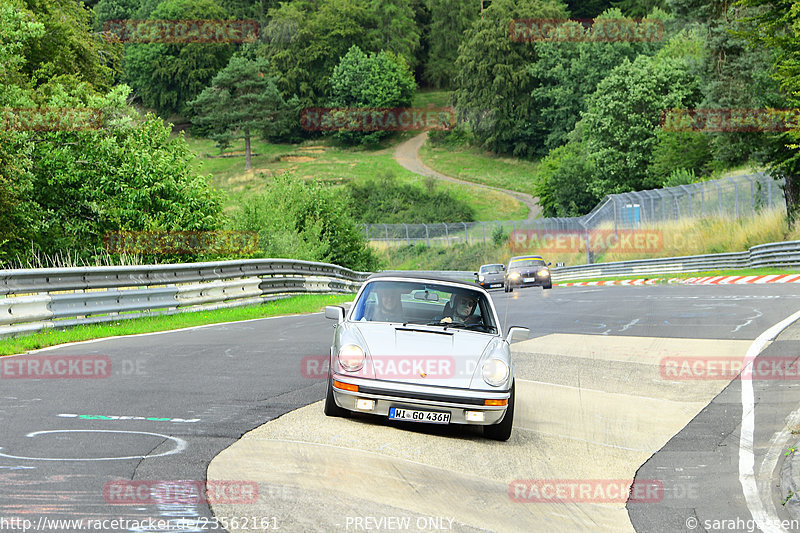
393 132 541 221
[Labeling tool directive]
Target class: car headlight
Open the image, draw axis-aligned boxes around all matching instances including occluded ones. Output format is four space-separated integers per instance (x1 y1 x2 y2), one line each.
508 272 521 280
538 269 550 277
478 275 485 282
337 344 365 372
482 359 509 387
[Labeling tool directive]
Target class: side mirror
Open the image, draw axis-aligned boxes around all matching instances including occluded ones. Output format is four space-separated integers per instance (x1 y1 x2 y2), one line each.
506 326 529 344
325 305 345 322
547 262 552 266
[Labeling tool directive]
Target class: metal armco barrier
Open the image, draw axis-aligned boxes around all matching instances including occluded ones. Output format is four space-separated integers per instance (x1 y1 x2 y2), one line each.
0 259 369 338
551 240 800 281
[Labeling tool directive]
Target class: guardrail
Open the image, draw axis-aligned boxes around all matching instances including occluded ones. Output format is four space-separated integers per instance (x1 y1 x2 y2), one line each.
0 259 370 338
551 240 800 281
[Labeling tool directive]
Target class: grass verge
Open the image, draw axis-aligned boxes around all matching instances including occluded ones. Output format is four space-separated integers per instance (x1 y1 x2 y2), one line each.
419 142 540 194
184 134 528 221
0 293 354 356
553 268 800 285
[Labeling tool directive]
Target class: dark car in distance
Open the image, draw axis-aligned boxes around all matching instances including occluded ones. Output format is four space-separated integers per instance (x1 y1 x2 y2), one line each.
504 255 552 292
474 263 505 290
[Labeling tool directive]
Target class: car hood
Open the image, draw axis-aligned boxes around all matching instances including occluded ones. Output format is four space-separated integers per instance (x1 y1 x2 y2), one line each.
349 322 497 387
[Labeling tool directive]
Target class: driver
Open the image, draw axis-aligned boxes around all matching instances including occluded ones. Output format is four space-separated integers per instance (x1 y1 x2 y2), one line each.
439 293 481 325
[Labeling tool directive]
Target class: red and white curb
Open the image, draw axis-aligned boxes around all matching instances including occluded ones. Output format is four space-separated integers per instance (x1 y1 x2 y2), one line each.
556 274 800 287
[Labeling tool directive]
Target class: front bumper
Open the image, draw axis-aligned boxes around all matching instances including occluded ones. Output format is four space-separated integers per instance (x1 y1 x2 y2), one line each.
331 376 510 426
507 275 550 287
478 280 504 289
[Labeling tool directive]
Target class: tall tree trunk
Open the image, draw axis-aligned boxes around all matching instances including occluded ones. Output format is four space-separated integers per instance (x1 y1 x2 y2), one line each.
785 173 800 225
244 129 252 171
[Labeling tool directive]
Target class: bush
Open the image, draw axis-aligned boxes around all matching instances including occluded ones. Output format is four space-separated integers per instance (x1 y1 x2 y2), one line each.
328 45 416 146
346 171 475 223
231 174 379 271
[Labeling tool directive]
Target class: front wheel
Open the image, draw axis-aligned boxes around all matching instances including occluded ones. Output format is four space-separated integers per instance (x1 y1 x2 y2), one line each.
484 381 514 441
324 377 350 418
543 282 552 290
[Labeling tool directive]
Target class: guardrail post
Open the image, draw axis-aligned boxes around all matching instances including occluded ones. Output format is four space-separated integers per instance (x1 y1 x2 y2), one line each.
424 223 430 246
444 223 449 245
463 222 468 244
383 223 389 242
403 223 409 244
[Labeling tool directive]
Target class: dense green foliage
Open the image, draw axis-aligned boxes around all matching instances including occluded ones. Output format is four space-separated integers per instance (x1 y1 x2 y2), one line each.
123 0 233 116
232 174 380 271
328 45 416 145
346 172 476 224
190 56 296 168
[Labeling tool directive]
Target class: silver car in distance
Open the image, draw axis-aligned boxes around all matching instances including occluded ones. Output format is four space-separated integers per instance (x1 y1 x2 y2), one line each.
323 273 529 441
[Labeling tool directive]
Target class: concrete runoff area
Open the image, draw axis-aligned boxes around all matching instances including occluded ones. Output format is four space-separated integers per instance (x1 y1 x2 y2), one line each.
208 334 753 532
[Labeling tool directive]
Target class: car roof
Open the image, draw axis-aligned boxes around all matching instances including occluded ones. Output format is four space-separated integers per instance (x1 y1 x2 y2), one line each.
509 255 544 261
366 271 483 288
480 263 504 267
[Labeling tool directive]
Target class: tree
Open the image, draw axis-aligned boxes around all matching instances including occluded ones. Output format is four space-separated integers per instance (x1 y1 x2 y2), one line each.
581 31 704 195
259 0 379 107
190 56 294 170
452 0 569 157
18 0 121 92
367 0 420 70
734 0 800 221
531 138 600 217
529 8 668 152
123 0 233 116
423 0 478 88
328 45 416 145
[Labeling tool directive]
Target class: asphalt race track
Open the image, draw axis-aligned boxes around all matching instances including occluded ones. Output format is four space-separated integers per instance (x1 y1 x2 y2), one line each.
1 283 799 532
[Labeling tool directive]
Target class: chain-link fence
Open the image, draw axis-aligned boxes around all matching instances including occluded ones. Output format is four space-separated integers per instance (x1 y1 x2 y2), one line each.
362 173 785 246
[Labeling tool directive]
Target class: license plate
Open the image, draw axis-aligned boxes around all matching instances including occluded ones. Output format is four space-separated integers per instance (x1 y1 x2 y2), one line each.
523 277 537 283
389 407 450 424
490 283 502 288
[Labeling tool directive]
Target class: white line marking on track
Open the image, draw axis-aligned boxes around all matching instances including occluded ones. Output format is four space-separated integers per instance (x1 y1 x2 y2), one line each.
0 429 187 461
739 308 800 533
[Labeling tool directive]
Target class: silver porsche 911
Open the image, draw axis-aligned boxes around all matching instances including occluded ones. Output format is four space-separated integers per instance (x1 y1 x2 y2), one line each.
323 272 528 441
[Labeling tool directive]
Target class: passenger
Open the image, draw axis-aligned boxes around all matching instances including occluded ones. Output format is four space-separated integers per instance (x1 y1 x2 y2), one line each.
370 287 405 322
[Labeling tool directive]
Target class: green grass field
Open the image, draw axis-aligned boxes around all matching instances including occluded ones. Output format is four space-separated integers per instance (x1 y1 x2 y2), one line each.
185 133 528 221
419 143 540 195
0 293 354 356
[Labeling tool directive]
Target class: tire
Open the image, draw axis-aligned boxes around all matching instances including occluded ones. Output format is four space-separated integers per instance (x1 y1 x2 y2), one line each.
484 381 514 441
543 281 552 290
324 377 350 418
508 285 513 293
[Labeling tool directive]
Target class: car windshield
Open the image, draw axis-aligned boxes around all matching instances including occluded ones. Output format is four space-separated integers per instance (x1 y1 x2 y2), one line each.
350 280 498 333
480 264 503 274
509 259 547 268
